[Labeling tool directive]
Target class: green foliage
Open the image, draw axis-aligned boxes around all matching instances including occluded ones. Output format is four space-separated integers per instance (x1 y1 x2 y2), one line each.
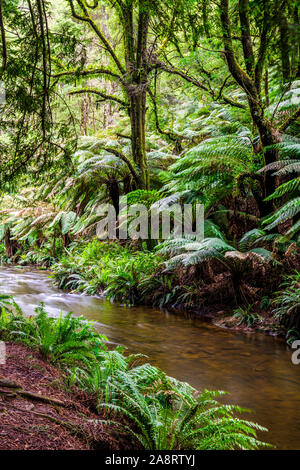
124 190 162 209
100 369 269 450
0 0 300 395
0 294 15 312
260 141 300 239
162 134 255 210
104 251 162 305
263 197 300 233
273 272 300 322
51 240 164 304
0 303 102 365
259 296 272 310
158 237 235 270
233 305 262 327
0 305 270 449
139 275 178 308
19 248 56 267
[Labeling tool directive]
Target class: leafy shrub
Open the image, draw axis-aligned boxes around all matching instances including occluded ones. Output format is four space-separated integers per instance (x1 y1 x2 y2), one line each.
104 252 163 305
51 240 164 305
0 294 16 312
273 271 300 341
273 271 300 321
101 367 270 450
139 274 178 308
0 303 103 365
19 249 55 267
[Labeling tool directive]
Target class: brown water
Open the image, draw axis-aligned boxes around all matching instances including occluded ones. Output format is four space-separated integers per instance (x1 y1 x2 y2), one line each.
0 267 299 450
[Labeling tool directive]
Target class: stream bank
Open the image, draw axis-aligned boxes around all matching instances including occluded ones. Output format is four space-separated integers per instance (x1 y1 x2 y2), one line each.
0 267 300 449
0 342 128 450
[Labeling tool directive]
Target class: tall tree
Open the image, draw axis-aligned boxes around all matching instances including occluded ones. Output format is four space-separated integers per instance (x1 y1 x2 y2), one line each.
218 0 300 205
148 0 300 213
55 0 170 189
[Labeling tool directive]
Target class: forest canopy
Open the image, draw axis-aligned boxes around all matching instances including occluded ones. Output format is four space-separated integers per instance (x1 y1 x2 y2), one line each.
0 0 299 188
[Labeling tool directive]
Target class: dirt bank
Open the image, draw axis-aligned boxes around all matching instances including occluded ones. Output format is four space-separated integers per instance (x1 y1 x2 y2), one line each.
0 343 128 450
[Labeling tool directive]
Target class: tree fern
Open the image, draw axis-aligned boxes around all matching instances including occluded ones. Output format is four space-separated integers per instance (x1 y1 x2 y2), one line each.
158 237 235 269
262 197 300 231
99 371 269 450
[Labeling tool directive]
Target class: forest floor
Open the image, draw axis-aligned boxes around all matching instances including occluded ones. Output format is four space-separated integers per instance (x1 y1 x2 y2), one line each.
0 342 129 450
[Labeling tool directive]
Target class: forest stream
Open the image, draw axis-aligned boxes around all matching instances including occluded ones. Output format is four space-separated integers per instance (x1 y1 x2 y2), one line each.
1 266 300 450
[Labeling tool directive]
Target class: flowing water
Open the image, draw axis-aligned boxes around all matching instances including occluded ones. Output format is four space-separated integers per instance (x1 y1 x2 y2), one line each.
0 266 299 449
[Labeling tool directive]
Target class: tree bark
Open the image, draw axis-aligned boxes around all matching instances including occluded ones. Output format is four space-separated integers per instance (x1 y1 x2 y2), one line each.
123 1 150 189
129 88 149 189
4 229 17 258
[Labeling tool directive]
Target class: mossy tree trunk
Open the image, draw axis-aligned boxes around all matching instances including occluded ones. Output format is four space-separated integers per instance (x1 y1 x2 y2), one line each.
64 0 150 190
122 1 150 189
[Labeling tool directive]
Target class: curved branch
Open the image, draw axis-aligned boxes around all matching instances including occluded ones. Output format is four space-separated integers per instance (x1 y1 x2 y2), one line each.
216 74 247 109
116 133 132 140
153 59 246 109
219 0 258 100
221 94 247 109
147 87 183 142
69 87 128 107
152 61 209 92
101 147 142 187
67 0 125 74
53 67 122 82
239 0 255 77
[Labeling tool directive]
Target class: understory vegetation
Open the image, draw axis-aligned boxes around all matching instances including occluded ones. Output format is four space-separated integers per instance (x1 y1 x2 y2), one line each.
0 299 270 450
1 234 299 341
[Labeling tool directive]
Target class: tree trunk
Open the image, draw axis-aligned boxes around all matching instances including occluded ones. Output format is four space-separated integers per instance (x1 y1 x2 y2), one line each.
202 0 210 38
123 2 150 190
63 233 71 248
249 102 279 215
129 88 149 189
4 229 17 258
108 177 121 216
219 0 279 214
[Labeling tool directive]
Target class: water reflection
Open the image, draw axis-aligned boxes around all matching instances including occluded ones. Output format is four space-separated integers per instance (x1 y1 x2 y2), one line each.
0 267 299 449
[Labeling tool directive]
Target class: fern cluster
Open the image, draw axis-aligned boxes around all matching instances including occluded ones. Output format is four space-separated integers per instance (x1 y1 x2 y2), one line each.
0 305 270 449
0 302 101 365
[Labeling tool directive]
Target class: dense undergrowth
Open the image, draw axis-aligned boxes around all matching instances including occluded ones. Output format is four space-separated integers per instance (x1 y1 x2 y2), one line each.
1 98 299 344
49 239 300 342
0 298 270 450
